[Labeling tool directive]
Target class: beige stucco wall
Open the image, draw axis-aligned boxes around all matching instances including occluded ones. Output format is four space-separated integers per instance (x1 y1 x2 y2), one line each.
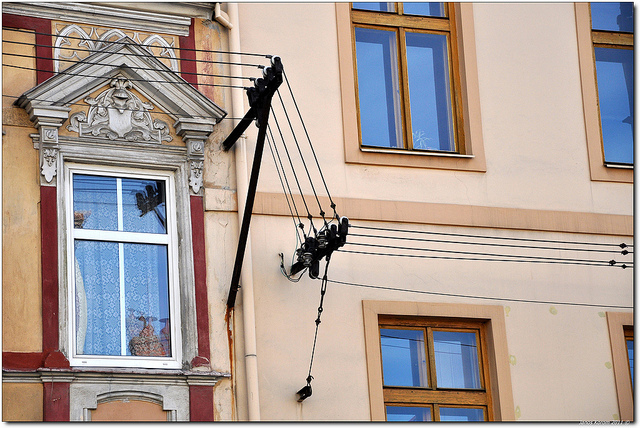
2 383 43 421
227 2 633 421
236 3 632 217
2 28 43 352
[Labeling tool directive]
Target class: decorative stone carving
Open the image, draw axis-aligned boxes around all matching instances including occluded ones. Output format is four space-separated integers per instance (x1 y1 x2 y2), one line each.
189 161 204 194
41 148 58 183
67 76 172 143
54 23 179 72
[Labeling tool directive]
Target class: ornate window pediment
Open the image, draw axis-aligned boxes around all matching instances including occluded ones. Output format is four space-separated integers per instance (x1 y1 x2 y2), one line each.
16 35 226 194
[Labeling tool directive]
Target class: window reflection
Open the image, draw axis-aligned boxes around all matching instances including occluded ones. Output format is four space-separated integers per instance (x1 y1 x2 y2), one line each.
381 328 429 387
355 27 403 148
590 2 633 33
403 2 445 17
353 2 395 12
386 405 432 421
439 407 484 421
433 331 481 389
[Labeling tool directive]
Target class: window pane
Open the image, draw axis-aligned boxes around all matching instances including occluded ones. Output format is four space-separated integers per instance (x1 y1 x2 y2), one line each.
386 406 431 421
627 339 633 387
403 2 445 17
591 2 633 32
74 240 121 356
380 328 428 387
73 174 118 231
122 178 167 234
439 407 485 421
352 2 395 12
124 243 171 357
406 32 455 152
355 27 403 148
594 47 633 164
433 330 481 388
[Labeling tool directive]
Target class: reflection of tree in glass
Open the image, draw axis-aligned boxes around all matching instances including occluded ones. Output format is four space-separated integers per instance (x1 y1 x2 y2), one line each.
135 182 166 229
412 130 433 150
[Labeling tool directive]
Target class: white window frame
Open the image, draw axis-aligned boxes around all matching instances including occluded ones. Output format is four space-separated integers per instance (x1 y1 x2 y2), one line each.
65 163 183 369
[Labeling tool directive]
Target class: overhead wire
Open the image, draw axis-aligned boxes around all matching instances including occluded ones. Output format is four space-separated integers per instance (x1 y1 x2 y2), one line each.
322 278 633 309
2 27 273 59
337 249 631 268
343 241 633 266
282 71 338 220
350 224 632 249
348 232 632 254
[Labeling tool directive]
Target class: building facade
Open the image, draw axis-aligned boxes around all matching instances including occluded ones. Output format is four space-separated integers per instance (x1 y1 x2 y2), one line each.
2 2 634 421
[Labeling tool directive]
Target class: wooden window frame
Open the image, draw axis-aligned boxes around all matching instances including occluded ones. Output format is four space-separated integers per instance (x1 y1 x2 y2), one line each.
606 312 633 421
379 316 493 421
336 3 486 171
574 3 633 183
362 300 515 421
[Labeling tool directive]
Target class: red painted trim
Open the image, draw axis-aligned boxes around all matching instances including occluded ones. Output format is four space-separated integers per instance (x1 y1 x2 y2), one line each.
178 18 199 89
43 382 70 421
40 186 60 352
189 385 214 421
190 195 210 362
2 13 54 83
2 352 45 371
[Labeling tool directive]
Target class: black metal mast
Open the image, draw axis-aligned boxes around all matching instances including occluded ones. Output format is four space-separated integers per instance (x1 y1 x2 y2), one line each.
223 56 283 308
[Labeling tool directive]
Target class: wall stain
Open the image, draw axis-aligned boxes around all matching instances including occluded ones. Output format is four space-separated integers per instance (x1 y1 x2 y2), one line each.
598 311 606 318
605 361 612 369
509 355 517 365
505 306 511 317
225 305 236 420
515 406 521 419
549 306 557 315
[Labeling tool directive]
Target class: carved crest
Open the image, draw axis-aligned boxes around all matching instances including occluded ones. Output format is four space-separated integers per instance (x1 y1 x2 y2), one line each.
67 76 172 143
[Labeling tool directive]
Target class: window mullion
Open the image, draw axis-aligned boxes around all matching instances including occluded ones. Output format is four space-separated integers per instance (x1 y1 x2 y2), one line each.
398 27 412 150
118 242 126 356
427 327 438 389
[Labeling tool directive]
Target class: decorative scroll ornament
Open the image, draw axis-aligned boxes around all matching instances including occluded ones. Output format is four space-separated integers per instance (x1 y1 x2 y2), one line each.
67 76 172 143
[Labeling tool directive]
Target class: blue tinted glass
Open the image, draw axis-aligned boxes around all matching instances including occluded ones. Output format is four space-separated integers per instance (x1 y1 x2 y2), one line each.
73 174 118 231
440 407 485 422
434 331 481 389
74 240 121 356
355 27 403 148
353 2 394 12
122 178 167 234
406 32 454 151
386 406 431 421
627 339 633 387
594 47 633 164
124 243 170 357
380 328 428 387
591 2 633 32
403 2 445 17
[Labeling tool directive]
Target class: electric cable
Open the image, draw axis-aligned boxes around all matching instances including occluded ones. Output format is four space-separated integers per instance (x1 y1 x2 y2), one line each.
337 249 631 268
348 232 631 255
2 51 257 80
344 241 632 266
267 124 306 237
350 224 632 249
3 27 273 59
323 277 633 309
282 71 338 220
266 130 305 242
275 89 326 224
1 63 249 89
269 105 314 228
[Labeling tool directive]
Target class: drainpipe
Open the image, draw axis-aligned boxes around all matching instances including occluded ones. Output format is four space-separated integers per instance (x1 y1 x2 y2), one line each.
218 3 261 421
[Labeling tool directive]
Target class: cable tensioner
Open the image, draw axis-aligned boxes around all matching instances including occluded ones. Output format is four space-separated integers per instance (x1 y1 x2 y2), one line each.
290 216 349 278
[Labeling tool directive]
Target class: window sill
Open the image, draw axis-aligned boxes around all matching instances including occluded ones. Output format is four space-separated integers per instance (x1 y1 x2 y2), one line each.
361 146 475 159
604 162 633 170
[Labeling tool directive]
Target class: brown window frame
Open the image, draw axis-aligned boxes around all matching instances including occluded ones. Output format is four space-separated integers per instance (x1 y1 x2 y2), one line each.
606 312 633 421
351 3 465 154
574 3 633 183
379 315 493 421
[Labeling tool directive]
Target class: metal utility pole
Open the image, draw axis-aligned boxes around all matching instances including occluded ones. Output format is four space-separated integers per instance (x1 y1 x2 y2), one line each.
223 56 283 308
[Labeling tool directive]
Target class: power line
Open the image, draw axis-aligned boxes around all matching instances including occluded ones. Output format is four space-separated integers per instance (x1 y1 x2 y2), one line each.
2 94 245 122
344 241 632 266
2 51 256 81
2 27 272 59
350 224 632 249
337 249 631 268
2 63 248 89
349 232 631 255
324 278 633 309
